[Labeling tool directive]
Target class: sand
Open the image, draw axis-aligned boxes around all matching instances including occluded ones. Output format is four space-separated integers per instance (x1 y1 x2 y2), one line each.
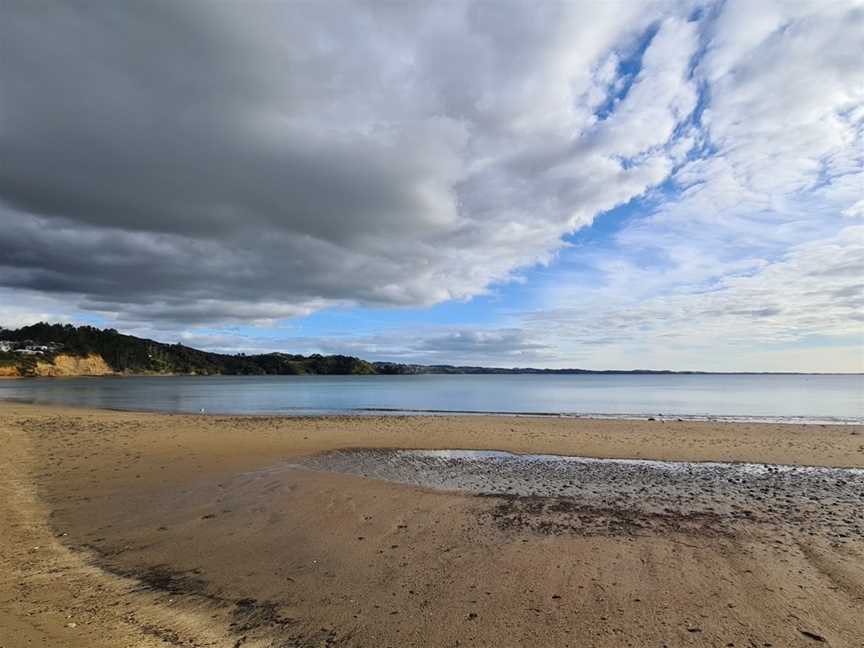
1 402 863 647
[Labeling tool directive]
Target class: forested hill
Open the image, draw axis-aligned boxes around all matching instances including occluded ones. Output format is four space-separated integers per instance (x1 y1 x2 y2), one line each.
0 323 376 376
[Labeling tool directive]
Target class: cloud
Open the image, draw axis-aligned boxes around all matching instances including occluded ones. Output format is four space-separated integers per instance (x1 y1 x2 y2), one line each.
415 329 549 358
526 226 864 371
0 1 695 324
524 0 864 369
535 222 863 365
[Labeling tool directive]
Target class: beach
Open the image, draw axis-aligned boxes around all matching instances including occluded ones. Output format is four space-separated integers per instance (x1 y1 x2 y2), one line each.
1 402 863 647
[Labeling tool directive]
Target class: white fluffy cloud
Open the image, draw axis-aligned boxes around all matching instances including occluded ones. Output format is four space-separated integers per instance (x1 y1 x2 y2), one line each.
531 226 862 342
524 0 864 370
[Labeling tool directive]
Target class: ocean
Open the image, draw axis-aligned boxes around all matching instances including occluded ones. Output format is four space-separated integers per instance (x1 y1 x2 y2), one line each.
1 373 861 423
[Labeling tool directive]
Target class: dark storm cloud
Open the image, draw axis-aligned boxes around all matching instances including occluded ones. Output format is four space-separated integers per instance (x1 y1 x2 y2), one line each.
0 1 695 324
1 2 466 240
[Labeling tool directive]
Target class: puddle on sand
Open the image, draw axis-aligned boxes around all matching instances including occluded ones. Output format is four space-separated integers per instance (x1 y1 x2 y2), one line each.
299 449 864 540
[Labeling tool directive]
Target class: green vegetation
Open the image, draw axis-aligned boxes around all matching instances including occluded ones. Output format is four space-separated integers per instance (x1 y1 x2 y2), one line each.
0 323 376 376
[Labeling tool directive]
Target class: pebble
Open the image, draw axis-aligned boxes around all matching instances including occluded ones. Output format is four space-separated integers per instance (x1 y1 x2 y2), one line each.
301 449 864 542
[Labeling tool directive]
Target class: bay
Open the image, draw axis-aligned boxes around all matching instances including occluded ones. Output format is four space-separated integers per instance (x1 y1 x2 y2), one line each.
1 373 861 423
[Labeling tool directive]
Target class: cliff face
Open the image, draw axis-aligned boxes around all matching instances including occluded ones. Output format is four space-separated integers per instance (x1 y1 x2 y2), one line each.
34 354 114 377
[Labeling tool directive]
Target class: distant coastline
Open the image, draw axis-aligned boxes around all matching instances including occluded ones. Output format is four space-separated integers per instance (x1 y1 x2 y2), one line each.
0 323 858 378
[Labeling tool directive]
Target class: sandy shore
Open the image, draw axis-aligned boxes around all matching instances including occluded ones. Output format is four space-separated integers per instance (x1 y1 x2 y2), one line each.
1 402 863 647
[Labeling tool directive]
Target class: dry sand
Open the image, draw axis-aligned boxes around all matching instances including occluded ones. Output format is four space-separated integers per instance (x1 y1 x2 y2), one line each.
1 402 863 647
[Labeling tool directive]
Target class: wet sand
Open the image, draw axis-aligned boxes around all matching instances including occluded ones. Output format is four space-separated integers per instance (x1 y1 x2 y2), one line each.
302 449 864 542
1 402 863 647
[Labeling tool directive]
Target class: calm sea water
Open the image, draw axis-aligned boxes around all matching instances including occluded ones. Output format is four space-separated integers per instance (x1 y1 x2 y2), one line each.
0 374 861 423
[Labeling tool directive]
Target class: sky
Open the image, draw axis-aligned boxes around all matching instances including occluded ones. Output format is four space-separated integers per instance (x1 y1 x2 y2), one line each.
0 0 862 372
